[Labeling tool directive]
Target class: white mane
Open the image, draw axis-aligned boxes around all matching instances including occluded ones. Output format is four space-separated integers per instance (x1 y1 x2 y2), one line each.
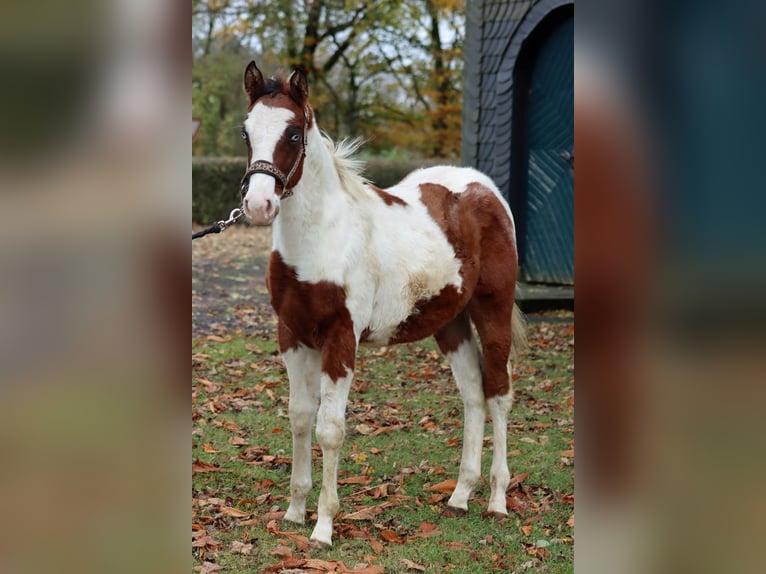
319 133 371 201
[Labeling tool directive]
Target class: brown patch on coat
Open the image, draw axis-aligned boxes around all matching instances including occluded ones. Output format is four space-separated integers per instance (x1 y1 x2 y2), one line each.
267 251 355 381
434 311 473 355
369 184 407 206
402 181 519 398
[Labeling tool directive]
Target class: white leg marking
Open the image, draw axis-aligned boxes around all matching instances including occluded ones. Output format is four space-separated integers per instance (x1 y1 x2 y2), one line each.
446 337 485 511
487 389 513 515
283 346 321 524
310 370 353 546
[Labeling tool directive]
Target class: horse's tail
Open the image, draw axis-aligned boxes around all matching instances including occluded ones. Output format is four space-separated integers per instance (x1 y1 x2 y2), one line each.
510 301 528 359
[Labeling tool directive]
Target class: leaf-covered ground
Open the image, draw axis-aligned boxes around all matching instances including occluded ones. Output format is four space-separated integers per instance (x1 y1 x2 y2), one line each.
192 225 574 573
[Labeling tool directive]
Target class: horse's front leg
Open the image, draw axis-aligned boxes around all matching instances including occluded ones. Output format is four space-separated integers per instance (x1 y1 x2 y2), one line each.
310 330 356 547
282 343 321 525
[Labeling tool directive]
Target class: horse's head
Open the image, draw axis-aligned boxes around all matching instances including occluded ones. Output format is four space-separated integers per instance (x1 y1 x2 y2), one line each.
240 61 312 225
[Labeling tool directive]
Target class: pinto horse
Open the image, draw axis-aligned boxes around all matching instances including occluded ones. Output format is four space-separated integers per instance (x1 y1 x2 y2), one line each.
239 61 527 547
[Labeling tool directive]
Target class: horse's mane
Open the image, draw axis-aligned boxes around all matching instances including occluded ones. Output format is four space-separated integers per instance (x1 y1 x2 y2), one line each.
320 134 371 201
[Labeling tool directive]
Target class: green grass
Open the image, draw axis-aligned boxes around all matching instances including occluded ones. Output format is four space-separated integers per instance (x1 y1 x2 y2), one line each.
192 320 574 573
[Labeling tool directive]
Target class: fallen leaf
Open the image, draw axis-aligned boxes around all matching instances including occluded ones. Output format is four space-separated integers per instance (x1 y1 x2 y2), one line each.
270 545 292 557
228 436 248 446
426 479 457 493
368 538 384 554
194 562 221 574
400 558 426 571
509 472 531 488
192 460 230 474
202 443 219 454
520 524 533 536
567 514 575 529
560 449 575 457
338 475 374 486
219 506 250 518
379 529 404 543
344 501 393 521
412 521 441 539
355 423 374 435
191 534 223 548
230 540 252 555
440 541 472 551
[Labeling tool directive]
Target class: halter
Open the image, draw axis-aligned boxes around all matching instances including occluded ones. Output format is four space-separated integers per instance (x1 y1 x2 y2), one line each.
240 108 310 200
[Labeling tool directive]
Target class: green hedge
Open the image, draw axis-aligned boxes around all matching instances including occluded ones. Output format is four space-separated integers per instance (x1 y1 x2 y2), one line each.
192 156 444 223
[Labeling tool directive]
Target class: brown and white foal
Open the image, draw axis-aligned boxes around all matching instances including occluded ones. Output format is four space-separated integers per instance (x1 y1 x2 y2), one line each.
239 61 526 546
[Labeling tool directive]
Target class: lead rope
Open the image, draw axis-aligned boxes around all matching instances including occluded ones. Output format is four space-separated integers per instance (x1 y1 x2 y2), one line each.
192 207 244 240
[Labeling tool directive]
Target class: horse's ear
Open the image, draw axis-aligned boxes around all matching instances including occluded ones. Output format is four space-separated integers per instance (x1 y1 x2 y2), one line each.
288 67 309 106
244 60 265 104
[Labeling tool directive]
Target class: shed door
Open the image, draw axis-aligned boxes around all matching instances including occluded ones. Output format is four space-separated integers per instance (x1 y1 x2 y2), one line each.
521 13 573 284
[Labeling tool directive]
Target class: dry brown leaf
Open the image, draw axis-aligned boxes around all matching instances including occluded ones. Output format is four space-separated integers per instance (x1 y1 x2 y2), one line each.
304 558 342 571
338 475 374 485
194 562 222 574
270 545 293 557
343 501 393 521
222 420 242 433
355 423 374 435
228 436 248 446
509 472 531 487
191 534 223 548
567 514 575 529
219 506 250 518
230 540 253 555
440 541 472 551
379 529 404 543
400 558 426 571
368 538 384 554
520 524 533 536
192 460 230 474
560 449 575 457
202 443 219 454
425 478 457 493
411 521 441 539
560 493 574 505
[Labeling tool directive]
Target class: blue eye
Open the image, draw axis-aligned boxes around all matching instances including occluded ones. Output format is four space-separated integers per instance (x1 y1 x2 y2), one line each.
290 133 300 143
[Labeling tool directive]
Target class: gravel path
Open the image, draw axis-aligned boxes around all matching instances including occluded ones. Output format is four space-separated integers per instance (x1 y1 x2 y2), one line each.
192 224 277 338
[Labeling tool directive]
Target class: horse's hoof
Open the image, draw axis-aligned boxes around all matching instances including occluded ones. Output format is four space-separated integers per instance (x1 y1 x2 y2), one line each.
442 506 467 518
482 510 508 521
309 538 332 550
283 509 306 525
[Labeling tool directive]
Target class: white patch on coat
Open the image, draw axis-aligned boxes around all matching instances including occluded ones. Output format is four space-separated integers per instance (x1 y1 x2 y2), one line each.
271 128 464 344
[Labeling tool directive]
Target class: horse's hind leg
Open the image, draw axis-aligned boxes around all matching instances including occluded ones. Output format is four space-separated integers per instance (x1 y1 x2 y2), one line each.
470 294 514 517
435 312 485 514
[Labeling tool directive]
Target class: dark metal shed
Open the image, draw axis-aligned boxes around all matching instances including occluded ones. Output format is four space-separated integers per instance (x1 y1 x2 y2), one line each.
462 0 574 287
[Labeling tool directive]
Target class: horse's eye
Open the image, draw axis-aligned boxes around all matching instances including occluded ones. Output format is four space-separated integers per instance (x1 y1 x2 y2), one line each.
241 130 248 140
290 133 300 143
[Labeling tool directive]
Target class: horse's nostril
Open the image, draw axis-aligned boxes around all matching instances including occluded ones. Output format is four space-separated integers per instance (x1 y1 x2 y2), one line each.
243 198 249 211
265 199 272 213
